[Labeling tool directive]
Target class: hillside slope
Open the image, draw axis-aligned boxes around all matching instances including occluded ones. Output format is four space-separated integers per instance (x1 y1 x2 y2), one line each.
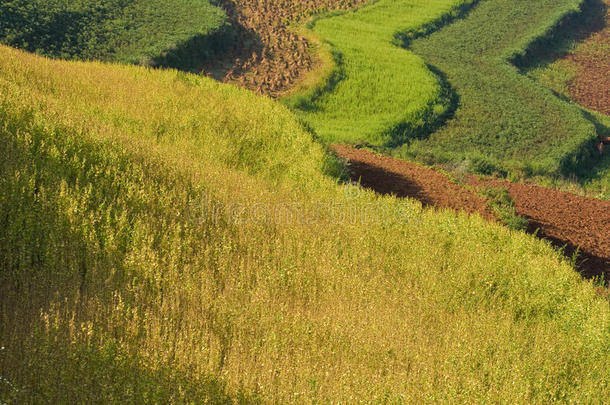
0 0 231 70
1 47 610 402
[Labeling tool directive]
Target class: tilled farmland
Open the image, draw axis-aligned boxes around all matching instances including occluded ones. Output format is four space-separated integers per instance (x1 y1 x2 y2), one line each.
565 0 610 116
206 0 368 96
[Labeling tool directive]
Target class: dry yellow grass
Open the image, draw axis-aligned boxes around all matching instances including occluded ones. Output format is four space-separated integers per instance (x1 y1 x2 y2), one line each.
1 46 609 403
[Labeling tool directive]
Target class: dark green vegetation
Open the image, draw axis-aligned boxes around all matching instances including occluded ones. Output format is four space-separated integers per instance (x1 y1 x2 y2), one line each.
0 0 231 70
479 187 529 231
523 0 610 198
398 0 600 178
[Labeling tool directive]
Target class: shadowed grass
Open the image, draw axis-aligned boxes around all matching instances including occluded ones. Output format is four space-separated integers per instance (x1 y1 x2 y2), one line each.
0 0 231 71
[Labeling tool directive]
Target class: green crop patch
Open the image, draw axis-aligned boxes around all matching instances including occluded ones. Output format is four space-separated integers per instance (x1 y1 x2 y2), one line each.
397 0 600 178
291 0 607 183
522 0 610 199
0 0 231 70
285 0 478 147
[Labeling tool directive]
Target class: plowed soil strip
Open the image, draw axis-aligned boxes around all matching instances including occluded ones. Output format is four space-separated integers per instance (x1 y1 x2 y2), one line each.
332 145 495 220
333 145 610 278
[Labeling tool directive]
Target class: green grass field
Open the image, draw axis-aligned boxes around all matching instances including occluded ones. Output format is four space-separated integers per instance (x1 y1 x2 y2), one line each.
2 44 610 403
399 0 600 178
0 0 231 70
285 0 478 147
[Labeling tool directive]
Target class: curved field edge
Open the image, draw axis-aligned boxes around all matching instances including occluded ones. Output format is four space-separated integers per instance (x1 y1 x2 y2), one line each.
277 0 382 100
0 0 233 72
283 0 479 147
399 0 601 179
203 0 372 97
2 45 610 402
284 0 480 102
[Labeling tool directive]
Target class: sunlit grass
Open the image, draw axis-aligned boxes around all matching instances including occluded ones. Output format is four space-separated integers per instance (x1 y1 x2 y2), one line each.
285 0 475 147
1 46 610 402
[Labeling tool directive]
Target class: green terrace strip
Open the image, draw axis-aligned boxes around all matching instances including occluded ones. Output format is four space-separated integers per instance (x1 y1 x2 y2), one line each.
399 0 600 177
2 45 610 402
523 0 610 198
0 0 231 70
528 68 610 197
285 0 478 147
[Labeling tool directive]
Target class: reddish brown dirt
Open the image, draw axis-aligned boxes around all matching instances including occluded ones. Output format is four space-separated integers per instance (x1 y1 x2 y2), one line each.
564 0 610 116
332 145 496 220
469 178 610 279
333 145 610 280
204 0 368 97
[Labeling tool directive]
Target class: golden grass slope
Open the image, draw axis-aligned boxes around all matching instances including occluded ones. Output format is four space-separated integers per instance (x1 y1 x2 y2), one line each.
1 46 610 402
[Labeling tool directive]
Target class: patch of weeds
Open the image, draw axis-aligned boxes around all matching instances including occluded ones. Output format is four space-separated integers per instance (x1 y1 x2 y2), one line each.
479 187 529 231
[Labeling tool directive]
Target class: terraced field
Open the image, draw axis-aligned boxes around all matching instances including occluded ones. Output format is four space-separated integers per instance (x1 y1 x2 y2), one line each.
285 0 476 146
526 0 609 116
401 0 599 178
285 0 603 180
525 0 610 197
335 145 610 280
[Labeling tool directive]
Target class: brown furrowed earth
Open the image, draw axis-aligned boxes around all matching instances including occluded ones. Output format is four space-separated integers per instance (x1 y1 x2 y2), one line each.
331 145 496 220
204 0 368 96
333 145 610 281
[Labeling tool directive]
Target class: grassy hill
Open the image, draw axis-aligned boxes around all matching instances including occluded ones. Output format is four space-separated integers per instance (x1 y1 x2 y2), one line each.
1 45 610 402
0 0 231 70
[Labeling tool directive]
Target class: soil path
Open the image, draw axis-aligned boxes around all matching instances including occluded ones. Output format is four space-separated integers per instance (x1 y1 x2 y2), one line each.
333 145 610 279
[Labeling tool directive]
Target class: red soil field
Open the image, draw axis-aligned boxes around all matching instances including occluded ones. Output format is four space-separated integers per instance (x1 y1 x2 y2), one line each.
333 145 610 280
